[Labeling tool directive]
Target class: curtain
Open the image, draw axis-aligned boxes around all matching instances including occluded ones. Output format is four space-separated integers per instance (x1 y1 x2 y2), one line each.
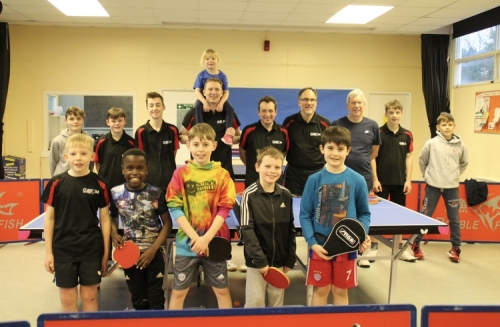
421 34 450 138
0 23 10 179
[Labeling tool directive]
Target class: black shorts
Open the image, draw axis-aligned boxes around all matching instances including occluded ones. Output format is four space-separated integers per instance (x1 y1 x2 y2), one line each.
54 258 102 288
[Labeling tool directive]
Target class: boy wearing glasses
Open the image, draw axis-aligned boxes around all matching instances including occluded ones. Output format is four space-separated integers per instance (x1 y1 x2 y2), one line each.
282 87 330 196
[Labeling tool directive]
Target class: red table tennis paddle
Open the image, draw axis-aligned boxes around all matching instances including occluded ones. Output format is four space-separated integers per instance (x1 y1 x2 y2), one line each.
206 236 231 262
263 267 290 289
112 240 140 269
323 218 367 257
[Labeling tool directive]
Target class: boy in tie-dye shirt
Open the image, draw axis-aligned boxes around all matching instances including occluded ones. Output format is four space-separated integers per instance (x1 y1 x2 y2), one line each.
166 123 235 309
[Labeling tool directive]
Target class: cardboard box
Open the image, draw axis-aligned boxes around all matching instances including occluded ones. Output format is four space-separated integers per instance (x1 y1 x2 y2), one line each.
2 155 26 180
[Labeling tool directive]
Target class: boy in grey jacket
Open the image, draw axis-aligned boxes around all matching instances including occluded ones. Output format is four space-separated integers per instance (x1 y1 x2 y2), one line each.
49 106 90 176
412 112 469 263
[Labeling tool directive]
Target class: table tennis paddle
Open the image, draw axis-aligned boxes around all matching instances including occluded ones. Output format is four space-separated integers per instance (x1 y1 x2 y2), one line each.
322 218 367 257
112 240 140 269
263 267 290 289
206 236 231 262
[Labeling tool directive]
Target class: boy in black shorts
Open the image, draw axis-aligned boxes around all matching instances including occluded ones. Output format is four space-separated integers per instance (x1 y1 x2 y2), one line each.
110 149 172 310
42 134 111 312
166 123 236 309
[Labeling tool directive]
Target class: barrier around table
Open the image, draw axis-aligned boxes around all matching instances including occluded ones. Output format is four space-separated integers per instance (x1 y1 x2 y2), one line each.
37 304 417 327
0 179 42 242
0 321 30 327
421 305 500 327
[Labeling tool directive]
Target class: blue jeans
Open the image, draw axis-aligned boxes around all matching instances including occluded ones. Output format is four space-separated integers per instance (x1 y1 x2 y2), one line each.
415 185 461 248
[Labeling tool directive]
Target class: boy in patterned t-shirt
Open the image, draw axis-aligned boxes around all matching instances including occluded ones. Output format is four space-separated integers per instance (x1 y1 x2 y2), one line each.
110 148 172 310
166 123 236 309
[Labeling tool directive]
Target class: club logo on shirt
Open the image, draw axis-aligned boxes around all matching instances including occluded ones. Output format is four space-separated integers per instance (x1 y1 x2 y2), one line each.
272 140 283 144
83 188 100 195
399 142 407 146
163 140 172 144
217 120 226 124
310 132 321 136
185 180 217 195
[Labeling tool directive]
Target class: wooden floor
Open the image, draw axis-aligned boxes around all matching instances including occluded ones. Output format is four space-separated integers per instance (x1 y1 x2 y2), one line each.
1 239 499 326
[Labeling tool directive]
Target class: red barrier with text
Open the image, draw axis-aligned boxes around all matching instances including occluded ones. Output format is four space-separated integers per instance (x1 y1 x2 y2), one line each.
418 183 500 242
0 180 41 241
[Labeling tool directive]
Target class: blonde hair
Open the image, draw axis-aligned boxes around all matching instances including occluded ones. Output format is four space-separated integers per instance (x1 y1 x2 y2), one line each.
200 49 220 65
188 123 216 142
256 146 284 166
65 106 85 119
107 107 126 119
65 134 94 152
384 99 403 112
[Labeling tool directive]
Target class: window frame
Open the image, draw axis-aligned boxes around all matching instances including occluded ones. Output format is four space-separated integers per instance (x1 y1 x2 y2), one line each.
454 26 500 87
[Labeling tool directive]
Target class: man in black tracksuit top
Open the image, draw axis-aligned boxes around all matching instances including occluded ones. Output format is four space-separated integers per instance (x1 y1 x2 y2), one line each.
240 164 296 307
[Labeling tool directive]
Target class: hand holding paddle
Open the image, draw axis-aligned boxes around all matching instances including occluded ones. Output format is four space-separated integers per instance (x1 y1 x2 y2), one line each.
359 236 371 253
190 234 210 255
111 230 126 249
113 240 140 269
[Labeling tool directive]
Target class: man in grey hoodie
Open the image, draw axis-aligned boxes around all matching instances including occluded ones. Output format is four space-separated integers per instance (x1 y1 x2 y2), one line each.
412 112 469 263
49 106 90 176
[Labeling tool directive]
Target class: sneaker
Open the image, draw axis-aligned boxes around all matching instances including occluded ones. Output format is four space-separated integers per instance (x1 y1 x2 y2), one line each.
357 251 371 268
411 243 425 259
226 260 238 271
221 133 233 145
448 247 461 263
398 250 417 262
238 263 247 272
367 247 377 263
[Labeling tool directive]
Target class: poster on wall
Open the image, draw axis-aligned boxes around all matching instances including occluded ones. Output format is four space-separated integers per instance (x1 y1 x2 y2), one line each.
474 90 500 133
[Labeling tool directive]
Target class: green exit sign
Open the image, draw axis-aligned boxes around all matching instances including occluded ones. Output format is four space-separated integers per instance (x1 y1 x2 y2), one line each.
177 103 193 110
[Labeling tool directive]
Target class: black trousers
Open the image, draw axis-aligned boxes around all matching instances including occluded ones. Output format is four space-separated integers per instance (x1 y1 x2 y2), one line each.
123 248 165 310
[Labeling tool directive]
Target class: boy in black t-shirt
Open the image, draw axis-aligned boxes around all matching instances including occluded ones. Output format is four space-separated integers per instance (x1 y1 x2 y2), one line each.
94 107 135 190
135 92 179 191
41 134 111 312
110 149 173 310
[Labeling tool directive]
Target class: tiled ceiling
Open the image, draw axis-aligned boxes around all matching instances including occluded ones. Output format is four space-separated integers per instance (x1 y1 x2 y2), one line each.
1 0 499 35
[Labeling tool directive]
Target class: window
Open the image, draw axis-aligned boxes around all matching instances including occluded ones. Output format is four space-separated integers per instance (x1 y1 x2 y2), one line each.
454 26 500 86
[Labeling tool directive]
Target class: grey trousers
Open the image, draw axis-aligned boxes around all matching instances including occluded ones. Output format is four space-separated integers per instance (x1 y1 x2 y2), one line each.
244 267 285 308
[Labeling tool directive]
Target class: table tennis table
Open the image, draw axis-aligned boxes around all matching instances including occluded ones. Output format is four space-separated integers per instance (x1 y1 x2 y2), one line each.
19 197 447 304
237 196 448 304
18 209 241 241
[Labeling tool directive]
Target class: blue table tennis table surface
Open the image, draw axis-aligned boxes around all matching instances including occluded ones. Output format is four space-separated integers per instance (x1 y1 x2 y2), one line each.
19 207 241 240
236 196 448 236
19 197 447 239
